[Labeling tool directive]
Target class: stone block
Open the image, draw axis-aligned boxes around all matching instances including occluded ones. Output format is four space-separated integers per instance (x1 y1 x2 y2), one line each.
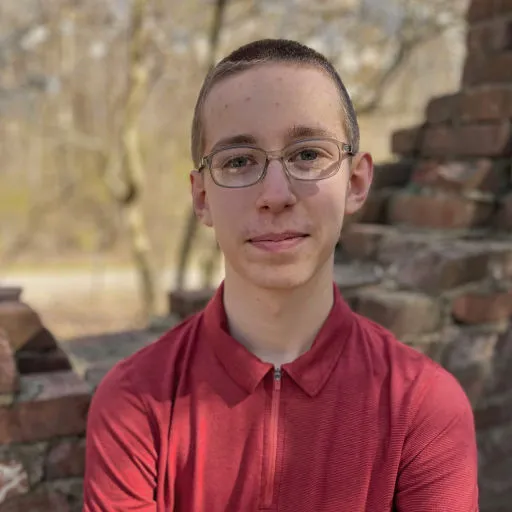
333 263 383 295
495 193 512 231
438 327 500 405
391 126 423 156
393 242 493 294
0 303 43 353
0 444 46 489
339 224 391 260
388 191 494 230
46 478 83 512
371 161 414 189
16 349 71 375
411 159 508 194
426 93 460 124
0 459 28 504
348 189 392 225
466 0 498 22
452 290 512 324
0 371 91 445
463 51 512 86
0 487 70 511
45 438 85 480
168 288 215 319
353 290 441 338
460 86 512 122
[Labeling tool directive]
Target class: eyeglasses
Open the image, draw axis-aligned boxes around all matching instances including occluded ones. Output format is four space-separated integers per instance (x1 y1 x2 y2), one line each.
198 137 354 189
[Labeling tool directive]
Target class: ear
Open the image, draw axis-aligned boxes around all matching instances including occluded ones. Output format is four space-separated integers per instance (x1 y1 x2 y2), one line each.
190 170 213 227
344 152 374 215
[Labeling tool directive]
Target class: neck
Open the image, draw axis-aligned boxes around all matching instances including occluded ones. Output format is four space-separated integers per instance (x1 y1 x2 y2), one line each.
223 262 335 367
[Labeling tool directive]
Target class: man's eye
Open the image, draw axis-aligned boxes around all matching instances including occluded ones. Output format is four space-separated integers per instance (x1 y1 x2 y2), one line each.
297 149 318 161
225 156 251 169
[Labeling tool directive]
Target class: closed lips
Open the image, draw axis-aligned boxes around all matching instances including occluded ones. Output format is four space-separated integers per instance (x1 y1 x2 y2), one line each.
249 233 309 242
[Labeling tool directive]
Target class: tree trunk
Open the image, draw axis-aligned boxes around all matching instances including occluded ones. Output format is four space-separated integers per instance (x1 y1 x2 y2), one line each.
174 0 229 291
118 0 157 320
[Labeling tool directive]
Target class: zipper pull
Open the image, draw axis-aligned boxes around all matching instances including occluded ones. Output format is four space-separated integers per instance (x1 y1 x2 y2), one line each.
274 366 282 390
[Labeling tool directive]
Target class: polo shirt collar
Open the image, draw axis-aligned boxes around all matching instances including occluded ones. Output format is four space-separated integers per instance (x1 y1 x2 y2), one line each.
203 281 355 397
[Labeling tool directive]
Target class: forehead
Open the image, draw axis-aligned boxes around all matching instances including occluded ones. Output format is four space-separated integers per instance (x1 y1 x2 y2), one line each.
202 63 346 152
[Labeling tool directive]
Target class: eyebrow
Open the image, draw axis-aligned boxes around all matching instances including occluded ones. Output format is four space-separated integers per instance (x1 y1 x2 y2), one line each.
208 125 339 153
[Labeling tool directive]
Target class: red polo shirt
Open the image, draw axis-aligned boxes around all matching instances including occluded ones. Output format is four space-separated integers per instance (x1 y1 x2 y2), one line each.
83 283 479 511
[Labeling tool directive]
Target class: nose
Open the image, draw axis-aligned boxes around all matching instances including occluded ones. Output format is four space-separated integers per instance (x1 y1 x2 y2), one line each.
255 158 297 212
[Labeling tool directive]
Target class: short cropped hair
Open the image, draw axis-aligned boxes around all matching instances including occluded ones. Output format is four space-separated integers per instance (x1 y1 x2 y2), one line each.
190 39 360 168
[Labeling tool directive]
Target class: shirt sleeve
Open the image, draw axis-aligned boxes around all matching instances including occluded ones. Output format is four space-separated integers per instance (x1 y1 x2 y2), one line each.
395 365 479 511
83 363 158 511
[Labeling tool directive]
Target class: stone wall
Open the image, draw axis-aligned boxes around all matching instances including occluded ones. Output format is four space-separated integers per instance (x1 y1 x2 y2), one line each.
0 289 90 511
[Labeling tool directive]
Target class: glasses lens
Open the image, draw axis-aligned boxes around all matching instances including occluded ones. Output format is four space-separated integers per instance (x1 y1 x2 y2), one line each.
284 139 341 180
210 147 266 187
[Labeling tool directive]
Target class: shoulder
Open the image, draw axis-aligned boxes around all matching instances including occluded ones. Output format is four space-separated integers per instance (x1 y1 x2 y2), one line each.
90 311 205 410
350 312 472 416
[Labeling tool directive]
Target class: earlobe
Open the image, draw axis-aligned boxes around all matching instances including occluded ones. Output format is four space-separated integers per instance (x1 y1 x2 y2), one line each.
345 152 374 215
190 170 213 227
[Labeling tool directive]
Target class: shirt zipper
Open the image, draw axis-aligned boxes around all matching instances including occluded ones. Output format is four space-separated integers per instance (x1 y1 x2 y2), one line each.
263 366 282 508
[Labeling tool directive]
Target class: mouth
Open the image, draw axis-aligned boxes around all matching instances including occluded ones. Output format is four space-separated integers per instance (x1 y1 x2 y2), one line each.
247 232 310 253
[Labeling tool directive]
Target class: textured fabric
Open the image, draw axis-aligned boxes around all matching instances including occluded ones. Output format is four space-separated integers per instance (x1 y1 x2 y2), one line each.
83 283 479 512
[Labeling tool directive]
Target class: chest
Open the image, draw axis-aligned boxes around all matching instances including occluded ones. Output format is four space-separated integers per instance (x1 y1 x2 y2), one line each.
163 373 402 512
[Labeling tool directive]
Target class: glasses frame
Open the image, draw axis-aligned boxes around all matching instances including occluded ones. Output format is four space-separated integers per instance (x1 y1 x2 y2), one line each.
198 137 354 189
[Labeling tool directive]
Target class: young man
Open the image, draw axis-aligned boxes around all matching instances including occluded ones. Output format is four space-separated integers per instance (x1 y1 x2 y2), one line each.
83 39 479 511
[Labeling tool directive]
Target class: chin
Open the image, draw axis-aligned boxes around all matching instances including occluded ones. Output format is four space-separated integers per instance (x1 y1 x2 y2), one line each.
240 262 319 291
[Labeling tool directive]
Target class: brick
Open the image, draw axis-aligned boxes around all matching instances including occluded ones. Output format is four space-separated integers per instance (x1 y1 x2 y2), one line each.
0 331 18 396
388 191 494 230
168 288 215 318
372 161 414 189
0 371 91 444
465 52 512 86
411 159 508 194
348 189 392 225
394 242 493 294
467 21 512 56
426 94 460 124
495 192 512 230
353 290 441 338
422 122 512 158
45 438 85 480
0 459 29 504
391 126 423 156
0 487 69 512
439 328 499 405
0 303 43 352
496 0 512 15
466 0 498 22
460 87 512 122
339 224 390 260
46 478 82 511
16 349 71 375
452 290 512 324
21 328 59 353
0 289 22 303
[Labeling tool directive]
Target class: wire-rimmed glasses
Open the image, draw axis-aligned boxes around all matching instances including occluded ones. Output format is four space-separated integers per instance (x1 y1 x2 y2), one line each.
198 138 354 189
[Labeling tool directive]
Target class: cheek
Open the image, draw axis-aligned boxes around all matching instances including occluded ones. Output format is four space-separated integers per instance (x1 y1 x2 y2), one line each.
207 188 250 228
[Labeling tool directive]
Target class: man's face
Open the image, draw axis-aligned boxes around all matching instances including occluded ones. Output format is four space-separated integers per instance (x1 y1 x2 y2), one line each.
191 63 372 290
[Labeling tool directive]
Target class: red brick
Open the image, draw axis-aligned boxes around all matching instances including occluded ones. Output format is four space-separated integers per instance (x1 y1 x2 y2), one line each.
0 303 43 352
460 87 512 122
411 159 508 193
0 288 22 303
21 328 59 352
453 290 512 324
496 0 512 15
372 161 413 189
168 288 215 318
466 0 498 22
467 21 512 56
348 189 392 225
0 487 69 512
465 52 512 86
354 290 441 338
394 243 493 294
0 331 18 396
45 438 85 479
388 191 494 229
426 94 460 124
0 371 90 444
16 349 71 375
339 225 390 260
391 126 423 156
423 122 512 158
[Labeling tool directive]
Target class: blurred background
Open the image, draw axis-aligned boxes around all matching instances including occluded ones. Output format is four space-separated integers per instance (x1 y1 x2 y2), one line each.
0 0 469 339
